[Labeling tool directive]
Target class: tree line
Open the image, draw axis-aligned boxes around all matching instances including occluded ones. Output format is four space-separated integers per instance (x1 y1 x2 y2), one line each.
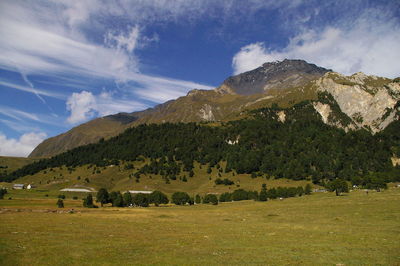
79 184 313 208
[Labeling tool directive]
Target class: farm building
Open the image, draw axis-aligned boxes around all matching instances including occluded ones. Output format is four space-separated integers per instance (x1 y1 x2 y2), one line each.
128 190 153 194
60 188 93 193
13 184 25 189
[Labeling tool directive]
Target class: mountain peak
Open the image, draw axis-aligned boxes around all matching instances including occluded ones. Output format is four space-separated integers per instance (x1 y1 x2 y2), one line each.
216 59 331 95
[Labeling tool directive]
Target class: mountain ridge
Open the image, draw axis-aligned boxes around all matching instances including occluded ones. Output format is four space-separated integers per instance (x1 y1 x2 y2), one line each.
29 59 399 158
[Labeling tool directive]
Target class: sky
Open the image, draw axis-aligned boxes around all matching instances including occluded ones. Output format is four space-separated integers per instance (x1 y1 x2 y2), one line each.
0 0 399 157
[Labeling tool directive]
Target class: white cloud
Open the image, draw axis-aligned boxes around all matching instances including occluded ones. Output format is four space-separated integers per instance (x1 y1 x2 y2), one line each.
66 90 148 124
66 91 97 124
232 12 400 78
232 43 283 75
0 132 47 157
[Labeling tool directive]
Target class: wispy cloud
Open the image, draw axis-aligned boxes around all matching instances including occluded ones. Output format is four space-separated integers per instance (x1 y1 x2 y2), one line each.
0 119 41 133
0 80 66 100
0 1 214 105
0 106 64 128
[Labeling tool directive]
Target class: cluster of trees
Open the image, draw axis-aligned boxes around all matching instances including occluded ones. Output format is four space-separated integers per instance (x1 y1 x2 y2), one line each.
0 188 7 199
80 184 314 209
84 188 170 208
215 178 234 185
218 184 311 202
4 100 399 191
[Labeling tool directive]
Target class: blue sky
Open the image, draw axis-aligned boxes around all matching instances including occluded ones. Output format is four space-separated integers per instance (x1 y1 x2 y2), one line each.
0 0 399 156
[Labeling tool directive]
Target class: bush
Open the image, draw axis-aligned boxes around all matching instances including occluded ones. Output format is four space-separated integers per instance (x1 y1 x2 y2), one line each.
57 199 64 208
215 178 234 185
219 192 232 202
0 188 7 199
96 188 110 207
149 191 169 206
195 194 201 204
83 194 97 208
133 193 149 207
232 189 249 201
203 194 218 205
172 192 190 205
304 184 312 195
72 196 78 200
58 194 66 199
123 192 133 206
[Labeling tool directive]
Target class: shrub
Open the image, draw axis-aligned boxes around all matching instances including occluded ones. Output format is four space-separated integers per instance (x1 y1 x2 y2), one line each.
219 192 232 202
172 192 190 205
149 191 169 206
203 194 218 205
133 193 149 207
57 199 64 208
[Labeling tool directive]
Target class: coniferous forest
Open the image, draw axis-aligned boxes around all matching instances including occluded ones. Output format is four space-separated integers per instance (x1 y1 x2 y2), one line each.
3 101 400 189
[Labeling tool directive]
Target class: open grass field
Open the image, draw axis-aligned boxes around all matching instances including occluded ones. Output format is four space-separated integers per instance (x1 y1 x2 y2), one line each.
1 187 399 265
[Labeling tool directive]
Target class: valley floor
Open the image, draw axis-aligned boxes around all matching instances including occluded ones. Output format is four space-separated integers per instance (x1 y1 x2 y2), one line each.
0 188 399 265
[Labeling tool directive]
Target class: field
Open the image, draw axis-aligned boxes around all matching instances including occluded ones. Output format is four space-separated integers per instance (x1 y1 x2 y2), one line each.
1 187 399 265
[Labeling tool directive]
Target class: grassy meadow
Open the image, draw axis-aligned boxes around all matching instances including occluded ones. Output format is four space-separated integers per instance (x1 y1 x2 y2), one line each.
1 187 399 265
10 160 312 196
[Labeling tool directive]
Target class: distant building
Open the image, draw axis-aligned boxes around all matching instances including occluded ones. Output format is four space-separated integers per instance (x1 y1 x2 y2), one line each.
128 190 153 194
27 184 35 189
313 189 327 193
60 188 93 193
13 184 25 189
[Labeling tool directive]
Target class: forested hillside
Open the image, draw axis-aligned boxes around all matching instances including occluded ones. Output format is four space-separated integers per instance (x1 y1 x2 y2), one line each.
5 98 399 188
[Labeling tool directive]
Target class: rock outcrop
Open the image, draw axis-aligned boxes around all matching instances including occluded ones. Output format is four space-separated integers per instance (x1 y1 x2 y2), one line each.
314 72 400 132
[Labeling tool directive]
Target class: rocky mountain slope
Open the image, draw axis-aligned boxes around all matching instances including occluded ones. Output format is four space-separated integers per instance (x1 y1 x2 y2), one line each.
29 60 400 158
216 59 330 95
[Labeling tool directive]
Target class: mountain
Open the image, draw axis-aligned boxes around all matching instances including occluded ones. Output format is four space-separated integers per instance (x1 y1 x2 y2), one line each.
216 59 330 95
29 59 400 158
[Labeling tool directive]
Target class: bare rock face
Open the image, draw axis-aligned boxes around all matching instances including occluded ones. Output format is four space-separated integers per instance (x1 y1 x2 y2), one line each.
217 59 330 95
198 104 215 121
314 72 400 132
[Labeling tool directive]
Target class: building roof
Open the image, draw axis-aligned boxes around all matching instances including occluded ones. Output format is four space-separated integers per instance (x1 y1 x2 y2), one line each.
128 190 153 194
60 188 93 192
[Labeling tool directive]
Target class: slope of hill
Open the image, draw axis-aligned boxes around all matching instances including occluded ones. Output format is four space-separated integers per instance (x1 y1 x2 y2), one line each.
29 60 400 158
0 156 37 181
7 100 400 191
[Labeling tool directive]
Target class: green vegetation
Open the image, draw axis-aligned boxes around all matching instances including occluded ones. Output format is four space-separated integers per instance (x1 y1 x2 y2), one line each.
56 199 64 208
0 156 37 181
327 179 349 196
4 102 400 193
172 192 191 205
0 188 7 199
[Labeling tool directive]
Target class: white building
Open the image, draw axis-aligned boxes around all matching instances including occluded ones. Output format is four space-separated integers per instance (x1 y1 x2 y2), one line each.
60 188 93 192
128 190 153 194
13 184 24 189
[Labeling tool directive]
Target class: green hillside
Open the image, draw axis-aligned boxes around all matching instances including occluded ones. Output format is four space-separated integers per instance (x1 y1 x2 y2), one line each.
0 156 37 180
5 100 400 194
